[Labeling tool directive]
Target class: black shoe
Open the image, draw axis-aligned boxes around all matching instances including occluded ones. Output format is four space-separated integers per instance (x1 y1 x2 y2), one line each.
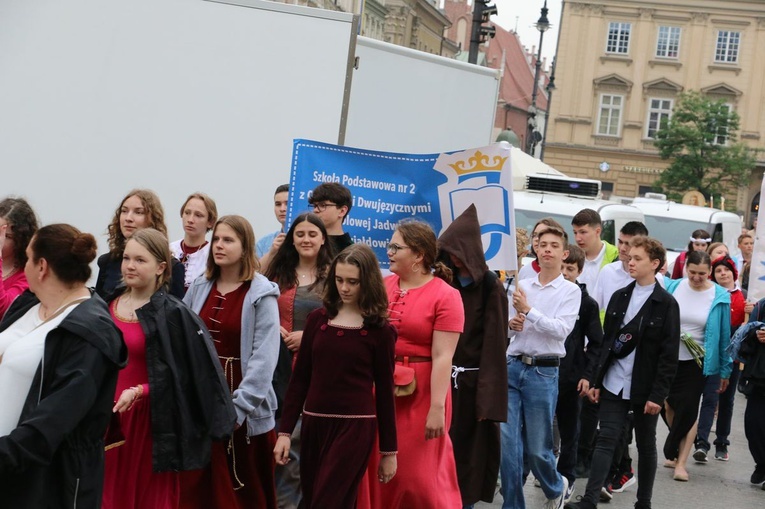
564 500 596 509
634 502 652 509
752 466 765 485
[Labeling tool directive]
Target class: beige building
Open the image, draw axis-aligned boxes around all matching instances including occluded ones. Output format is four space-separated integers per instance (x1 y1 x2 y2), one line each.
275 0 455 57
545 0 765 219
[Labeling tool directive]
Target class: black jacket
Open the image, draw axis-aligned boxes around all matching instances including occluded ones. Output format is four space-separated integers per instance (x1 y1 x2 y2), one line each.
0 291 127 509
96 253 186 301
592 281 680 406
120 289 237 472
560 283 603 388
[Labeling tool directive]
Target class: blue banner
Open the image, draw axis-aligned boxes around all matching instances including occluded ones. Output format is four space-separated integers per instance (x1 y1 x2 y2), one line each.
287 139 516 270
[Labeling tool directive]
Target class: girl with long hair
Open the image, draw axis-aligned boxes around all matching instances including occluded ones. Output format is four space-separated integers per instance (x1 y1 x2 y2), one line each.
274 244 397 508
180 215 280 509
102 229 235 509
263 212 334 508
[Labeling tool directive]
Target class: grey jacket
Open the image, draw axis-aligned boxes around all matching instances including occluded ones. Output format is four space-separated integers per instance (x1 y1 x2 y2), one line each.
184 274 280 436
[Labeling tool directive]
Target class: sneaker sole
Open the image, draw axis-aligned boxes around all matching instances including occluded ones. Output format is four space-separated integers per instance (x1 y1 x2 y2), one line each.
715 455 729 462
600 488 613 502
611 476 636 493
692 450 708 463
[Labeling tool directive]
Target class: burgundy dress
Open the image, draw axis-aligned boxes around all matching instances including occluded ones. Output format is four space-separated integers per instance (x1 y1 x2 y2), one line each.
279 309 397 509
179 281 277 509
103 304 179 509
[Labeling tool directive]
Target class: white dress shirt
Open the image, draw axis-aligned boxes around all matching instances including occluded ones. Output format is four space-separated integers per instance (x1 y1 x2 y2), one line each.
507 274 582 358
593 260 633 310
578 241 607 292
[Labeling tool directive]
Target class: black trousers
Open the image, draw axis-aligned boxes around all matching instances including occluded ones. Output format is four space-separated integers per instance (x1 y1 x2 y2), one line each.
556 384 582 484
577 398 599 469
745 391 765 468
582 390 658 507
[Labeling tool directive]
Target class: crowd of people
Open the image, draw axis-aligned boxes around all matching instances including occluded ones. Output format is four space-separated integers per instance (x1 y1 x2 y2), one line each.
0 185 764 509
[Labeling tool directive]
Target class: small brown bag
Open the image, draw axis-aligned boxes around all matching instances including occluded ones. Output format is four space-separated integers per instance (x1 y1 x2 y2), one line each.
393 364 416 397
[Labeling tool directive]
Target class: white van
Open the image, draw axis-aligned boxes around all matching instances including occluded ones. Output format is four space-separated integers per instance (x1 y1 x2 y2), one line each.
629 197 743 266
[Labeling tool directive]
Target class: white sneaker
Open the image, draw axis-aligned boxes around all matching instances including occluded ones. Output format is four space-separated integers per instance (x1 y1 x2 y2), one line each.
544 476 569 509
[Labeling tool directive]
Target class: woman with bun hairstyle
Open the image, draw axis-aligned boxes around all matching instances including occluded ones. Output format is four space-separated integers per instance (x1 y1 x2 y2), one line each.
0 197 39 319
670 229 712 279
180 215 281 509
369 219 465 508
102 229 236 509
170 193 218 291
274 244 397 508
96 189 185 301
0 224 127 508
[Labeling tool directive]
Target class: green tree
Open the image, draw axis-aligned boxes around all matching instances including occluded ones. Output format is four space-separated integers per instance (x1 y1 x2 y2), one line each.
653 90 755 201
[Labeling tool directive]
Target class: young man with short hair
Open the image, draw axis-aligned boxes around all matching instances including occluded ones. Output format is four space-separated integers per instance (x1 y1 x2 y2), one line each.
257 184 289 272
571 209 619 292
566 236 680 509
557 244 603 503
734 232 754 275
308 182 353 253
501 227 581 509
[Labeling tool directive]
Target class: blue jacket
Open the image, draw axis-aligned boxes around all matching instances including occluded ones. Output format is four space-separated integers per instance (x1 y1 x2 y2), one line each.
665 278 732 379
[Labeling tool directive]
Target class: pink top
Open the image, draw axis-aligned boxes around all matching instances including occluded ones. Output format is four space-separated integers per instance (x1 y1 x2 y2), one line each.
0 269 28 320
385 275 464 357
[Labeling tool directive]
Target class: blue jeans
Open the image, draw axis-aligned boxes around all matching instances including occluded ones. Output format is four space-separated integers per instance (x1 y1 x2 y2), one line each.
500 357 563 509
697 365 741 449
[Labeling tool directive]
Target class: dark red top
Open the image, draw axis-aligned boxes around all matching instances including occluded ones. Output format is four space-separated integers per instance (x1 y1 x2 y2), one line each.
279 309 398 453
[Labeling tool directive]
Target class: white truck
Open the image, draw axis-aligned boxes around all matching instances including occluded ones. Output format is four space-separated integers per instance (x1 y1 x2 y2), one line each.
509 149 645 245
0 0 500 251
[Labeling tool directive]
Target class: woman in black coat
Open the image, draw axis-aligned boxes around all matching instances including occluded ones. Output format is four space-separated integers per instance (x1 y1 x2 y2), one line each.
0 224 127 509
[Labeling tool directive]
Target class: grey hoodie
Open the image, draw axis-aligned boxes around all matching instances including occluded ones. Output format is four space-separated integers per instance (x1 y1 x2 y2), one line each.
184 274 281 436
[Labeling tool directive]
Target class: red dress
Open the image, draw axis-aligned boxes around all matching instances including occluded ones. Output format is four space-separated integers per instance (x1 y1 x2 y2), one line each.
103 304 179 509
179 281 277 509
360 275 465 509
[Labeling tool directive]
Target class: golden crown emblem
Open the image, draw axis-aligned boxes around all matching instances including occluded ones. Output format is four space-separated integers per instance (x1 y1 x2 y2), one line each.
448 150 507 175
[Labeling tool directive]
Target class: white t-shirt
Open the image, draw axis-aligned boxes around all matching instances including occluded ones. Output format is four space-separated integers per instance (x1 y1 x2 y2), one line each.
0 303 80 435
578 241 607 292
673 280 715 361
603 282 655 400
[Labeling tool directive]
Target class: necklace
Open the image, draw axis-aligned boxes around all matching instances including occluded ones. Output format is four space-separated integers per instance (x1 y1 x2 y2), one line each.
2 266 18 281
118 293 151 321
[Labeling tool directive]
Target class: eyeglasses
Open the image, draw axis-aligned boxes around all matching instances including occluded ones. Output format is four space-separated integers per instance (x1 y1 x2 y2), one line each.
386 243 410 254
311 202 338 212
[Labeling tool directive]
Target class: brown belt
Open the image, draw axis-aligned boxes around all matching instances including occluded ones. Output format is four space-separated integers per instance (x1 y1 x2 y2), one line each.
395 355 432 363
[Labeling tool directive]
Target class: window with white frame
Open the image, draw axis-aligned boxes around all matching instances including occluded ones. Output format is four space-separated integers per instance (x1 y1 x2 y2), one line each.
597 94 623 136
715 31 740 63
711 103 732 145
607 22 631 54
646 98 673 139
656 26 681 58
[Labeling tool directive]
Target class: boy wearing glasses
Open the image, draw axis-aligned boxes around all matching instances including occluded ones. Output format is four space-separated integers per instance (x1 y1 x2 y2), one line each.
566 237 679 509
308 183 353 253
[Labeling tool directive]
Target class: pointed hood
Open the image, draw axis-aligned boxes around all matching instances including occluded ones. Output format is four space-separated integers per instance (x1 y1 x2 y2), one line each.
437 204 487 282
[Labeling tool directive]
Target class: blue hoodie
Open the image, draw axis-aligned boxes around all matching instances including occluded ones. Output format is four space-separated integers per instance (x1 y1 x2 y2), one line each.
664 277 732 379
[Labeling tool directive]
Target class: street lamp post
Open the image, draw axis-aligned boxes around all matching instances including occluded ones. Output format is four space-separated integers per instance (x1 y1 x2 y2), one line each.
540 58 556 161
525 1 550 155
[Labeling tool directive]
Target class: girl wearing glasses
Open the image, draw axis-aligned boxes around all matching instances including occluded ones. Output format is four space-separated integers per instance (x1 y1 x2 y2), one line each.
0 197 39 319
263 212 334 508
368 220 464 508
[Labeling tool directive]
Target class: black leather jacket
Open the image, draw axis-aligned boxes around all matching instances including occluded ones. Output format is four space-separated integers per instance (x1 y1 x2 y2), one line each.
0 291 127 509
592 281 680 406
123 288 237 472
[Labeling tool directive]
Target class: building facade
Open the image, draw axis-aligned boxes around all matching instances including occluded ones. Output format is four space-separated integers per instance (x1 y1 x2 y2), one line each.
545 0 765 218
443 0 550 156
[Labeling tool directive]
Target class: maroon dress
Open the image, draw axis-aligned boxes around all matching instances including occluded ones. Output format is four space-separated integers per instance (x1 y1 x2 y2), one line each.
103 304 179 509
179 281 277 509
279 309 397 509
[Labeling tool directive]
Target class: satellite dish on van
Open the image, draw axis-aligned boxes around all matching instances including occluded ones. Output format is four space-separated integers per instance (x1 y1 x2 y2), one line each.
682 190 706 207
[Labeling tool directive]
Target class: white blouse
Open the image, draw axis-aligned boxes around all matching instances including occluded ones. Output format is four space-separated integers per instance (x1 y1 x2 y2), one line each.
0 303 80 436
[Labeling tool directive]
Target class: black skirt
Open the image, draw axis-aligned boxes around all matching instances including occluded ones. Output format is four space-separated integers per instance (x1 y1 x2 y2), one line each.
662 359 706 460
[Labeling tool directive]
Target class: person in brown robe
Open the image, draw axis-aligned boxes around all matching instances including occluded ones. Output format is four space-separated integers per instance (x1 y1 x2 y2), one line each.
437 204 510 507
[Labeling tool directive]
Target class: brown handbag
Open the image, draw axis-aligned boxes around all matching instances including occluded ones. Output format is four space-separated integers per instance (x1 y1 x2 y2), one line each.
393 364 416 397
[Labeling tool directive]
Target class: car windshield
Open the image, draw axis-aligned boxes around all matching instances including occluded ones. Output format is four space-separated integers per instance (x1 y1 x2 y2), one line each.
643 216 713 252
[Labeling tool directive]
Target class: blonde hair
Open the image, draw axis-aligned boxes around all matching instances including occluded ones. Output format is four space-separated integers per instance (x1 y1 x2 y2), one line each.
128 228 173 290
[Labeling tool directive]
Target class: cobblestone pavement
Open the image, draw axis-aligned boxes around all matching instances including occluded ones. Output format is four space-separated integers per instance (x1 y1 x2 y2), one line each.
478 392 764 508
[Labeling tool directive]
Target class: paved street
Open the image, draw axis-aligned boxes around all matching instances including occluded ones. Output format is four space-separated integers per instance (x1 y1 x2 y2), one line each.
478 392 764 508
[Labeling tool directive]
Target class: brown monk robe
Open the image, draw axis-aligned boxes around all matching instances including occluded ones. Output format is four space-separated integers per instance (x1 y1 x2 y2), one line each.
437 204 510 507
